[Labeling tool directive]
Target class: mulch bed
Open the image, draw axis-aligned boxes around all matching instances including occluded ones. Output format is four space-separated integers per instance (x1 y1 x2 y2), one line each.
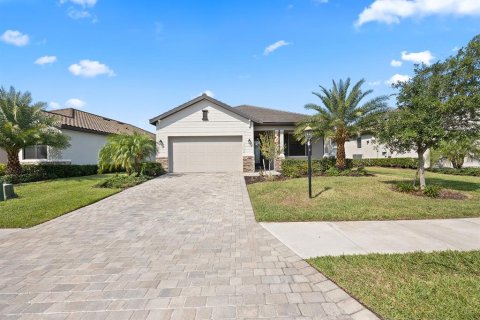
244 175 288 185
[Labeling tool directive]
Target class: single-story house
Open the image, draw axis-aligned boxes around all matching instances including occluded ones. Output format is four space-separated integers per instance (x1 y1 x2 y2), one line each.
0 108 154 165
150 94 480 173
149 94 324 173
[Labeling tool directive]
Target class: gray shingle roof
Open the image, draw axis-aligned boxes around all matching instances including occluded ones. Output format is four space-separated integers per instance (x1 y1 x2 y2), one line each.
234 105 307 124
47 108 155 139
149 95 307 125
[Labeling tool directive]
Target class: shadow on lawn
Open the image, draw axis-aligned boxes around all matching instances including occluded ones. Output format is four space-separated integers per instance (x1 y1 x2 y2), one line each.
313 187 332 198
382 178 480 192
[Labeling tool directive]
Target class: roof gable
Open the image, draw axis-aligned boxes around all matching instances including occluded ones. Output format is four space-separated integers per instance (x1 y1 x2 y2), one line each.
149 94 261 124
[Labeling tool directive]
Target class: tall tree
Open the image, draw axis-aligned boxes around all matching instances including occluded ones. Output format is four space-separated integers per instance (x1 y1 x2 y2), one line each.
379 35 480 188
99 132 155 176
295 79 390 169
0 87 70 175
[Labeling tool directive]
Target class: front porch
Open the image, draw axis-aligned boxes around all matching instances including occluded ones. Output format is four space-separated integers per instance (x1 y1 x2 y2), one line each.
253 127 325 171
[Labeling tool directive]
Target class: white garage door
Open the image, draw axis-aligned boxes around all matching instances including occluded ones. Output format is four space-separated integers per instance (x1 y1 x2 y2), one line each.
169 136 243 173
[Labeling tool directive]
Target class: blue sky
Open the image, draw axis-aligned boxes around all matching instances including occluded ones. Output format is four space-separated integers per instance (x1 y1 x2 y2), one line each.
1 0 480 131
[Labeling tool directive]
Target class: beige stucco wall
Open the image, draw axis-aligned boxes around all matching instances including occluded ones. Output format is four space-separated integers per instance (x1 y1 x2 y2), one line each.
55 129 109 165
155 100 254 159
344 134 418 159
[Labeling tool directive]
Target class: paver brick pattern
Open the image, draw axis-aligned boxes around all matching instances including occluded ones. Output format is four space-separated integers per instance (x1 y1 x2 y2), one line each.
0 173 377 319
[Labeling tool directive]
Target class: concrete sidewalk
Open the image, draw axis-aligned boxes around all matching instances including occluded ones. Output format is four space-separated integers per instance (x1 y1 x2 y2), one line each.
261 218 480 258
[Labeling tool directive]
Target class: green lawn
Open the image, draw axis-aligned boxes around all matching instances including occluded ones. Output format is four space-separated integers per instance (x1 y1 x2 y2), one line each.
248 167 480 221
309 251 480 320
0 175 121 228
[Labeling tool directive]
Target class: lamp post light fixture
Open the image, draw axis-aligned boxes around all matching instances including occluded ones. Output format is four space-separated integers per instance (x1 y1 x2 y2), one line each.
304 126 313 199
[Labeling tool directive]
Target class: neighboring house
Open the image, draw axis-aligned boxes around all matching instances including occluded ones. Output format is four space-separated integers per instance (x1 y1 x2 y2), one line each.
150 94 324 173
0 108 154 166
342 133 480 168
343 134 418 159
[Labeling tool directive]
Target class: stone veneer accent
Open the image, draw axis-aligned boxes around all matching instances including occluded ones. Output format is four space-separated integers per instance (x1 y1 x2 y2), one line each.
274 156 284 172
156 157 169 172
243 156 255 173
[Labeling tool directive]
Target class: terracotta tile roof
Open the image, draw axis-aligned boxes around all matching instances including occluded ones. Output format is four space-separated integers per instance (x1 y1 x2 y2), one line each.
46 108 154 139
234 105 307 124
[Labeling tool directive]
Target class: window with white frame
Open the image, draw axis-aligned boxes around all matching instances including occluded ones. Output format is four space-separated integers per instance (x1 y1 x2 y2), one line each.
23 145 48 160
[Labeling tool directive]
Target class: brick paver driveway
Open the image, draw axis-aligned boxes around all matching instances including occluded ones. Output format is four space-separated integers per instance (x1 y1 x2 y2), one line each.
0 174 376 320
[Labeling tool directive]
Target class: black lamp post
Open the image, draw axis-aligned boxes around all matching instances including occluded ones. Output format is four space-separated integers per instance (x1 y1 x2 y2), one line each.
304 126 313 198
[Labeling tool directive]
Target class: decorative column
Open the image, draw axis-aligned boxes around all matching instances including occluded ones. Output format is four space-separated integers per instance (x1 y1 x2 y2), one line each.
274 129 285 171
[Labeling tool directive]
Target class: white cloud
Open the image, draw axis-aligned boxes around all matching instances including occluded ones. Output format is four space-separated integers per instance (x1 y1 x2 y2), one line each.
68 59 115 78
0 30 29 46
35 56 57 65
356 0 480 27
401 50 434 65
49 101 61 109
368 81 381 86
68 9 91 19
65 98 86 109
264 40 291 56
390 59 402 67
386 74 410 85
61 0 97 7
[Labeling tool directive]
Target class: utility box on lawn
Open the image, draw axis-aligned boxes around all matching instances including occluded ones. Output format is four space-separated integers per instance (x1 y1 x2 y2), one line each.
0 183 16 201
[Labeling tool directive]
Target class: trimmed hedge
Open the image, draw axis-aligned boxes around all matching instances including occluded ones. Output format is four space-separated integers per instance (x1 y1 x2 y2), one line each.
0 162 165 184
353 158 418 169
282 158 353 178
428 167 480 177
0 164 99 184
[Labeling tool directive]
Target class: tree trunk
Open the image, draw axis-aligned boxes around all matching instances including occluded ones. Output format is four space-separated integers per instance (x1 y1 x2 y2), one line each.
336 138 347 170
417 150 426 190
451 155 464 169
6 149 22 175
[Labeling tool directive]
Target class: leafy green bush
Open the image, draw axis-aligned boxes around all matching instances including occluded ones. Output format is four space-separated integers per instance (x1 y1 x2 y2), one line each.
0 164 5 176
353 158 418 169
423 185 442 198
140 162 165 177
0 164 106 184
428 167 480 177
96 174 149 189
396 182 415 193
282 157 353 178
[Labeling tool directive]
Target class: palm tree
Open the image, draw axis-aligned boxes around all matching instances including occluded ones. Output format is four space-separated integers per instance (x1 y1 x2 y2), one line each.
99 132 156 175
0 86 70 175
295 79 390 169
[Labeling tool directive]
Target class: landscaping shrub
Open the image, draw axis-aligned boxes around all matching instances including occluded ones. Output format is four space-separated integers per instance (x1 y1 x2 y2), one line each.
96 174 149 189
428 167 480 177
0 164 5 176
396 182 415 193
353 158 418 169
423 185 442 198
140 162 165 177
0 164 104 184
282 157 353 178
